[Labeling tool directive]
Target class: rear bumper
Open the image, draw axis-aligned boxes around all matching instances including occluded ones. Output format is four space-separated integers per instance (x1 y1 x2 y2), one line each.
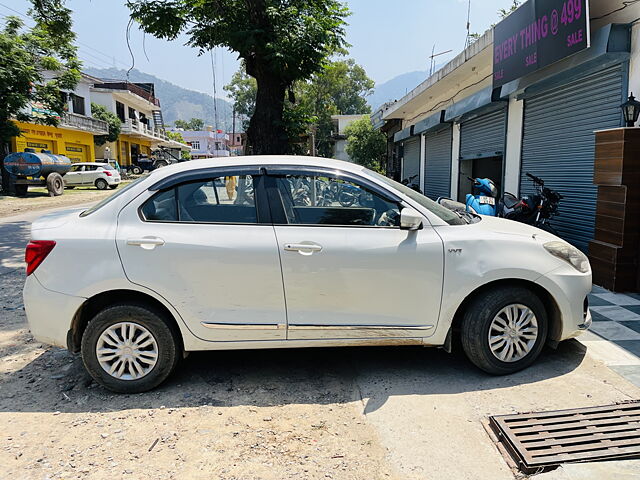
106 176 121 185
535 265 592 341
23 275 85 348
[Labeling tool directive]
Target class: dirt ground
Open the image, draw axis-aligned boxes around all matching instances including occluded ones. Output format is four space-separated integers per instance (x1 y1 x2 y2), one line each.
0 271 396 480
0 182 132 218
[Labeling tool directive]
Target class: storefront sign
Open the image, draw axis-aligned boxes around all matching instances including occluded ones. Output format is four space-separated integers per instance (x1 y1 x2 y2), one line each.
493 0 590 87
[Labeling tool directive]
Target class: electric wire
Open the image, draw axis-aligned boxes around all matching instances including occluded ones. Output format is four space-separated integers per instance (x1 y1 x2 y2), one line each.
592 0 640 21
405 73 493 124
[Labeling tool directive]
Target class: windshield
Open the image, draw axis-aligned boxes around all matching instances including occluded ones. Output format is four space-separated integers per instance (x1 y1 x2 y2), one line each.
80 177 145 217
101 164 115 170
366 170 466 226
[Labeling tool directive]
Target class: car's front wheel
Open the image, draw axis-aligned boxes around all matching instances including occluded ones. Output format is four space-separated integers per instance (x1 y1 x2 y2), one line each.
460 286 548 375
95 178 108 190
81 304 180 393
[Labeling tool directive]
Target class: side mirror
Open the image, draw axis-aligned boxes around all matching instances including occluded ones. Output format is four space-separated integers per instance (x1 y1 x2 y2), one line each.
400 207 423 231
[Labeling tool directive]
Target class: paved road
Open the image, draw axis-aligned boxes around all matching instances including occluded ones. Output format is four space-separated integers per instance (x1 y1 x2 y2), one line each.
2 207 640 479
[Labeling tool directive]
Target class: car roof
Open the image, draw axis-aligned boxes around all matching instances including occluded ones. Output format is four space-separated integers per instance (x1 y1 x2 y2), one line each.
73 162 105 166
145 155 367 181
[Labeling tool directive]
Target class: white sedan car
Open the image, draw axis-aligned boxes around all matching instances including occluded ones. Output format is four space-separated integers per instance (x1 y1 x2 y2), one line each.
63 162 121 190
23 156 592 393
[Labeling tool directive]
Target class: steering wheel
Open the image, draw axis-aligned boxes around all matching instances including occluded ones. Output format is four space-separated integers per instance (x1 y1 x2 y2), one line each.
377 208 400 227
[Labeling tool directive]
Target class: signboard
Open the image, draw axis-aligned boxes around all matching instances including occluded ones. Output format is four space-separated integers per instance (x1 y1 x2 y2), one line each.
493 0 590 87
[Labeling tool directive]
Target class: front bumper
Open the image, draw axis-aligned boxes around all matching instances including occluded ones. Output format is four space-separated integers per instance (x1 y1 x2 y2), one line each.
536 264 593 342
23 274 85 348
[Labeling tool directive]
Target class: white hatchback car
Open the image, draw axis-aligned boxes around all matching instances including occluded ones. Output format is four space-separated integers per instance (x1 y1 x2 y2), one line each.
63 162 121 190
24 156 592 393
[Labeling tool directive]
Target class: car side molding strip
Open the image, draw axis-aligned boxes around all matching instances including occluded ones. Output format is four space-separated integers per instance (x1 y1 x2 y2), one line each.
201 323 286 330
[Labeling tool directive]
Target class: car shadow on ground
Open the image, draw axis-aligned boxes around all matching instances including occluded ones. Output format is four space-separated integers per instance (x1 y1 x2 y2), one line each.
0 340 586 415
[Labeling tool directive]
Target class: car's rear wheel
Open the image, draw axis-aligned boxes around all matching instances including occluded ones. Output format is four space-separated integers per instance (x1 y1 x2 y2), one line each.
109 184 118 190
95 178 108 190
81 304 180 393
460 286 548 375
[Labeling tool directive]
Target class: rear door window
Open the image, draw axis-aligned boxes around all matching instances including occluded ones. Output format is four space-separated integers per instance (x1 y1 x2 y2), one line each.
140 175 257 224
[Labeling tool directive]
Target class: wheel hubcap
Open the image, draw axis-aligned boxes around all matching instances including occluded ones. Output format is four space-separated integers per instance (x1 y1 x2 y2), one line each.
96 322 158 380
488 304 538 363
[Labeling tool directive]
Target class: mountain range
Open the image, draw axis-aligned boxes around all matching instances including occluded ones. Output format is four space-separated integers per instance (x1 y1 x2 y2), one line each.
83 66 428 129
367 70 429 109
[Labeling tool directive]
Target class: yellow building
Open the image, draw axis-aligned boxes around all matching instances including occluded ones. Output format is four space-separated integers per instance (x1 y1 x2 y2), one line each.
10 74 109 162
91 81 188 166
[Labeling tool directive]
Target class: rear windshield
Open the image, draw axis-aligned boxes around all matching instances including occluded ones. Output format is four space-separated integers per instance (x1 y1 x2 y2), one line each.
101 164 115 170
80 177 144 217
366 170 466 226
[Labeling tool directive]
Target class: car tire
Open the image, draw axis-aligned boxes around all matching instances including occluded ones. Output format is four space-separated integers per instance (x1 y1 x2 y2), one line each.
460 286 548 375
131 165 143 175
95 178 108 190
109 185 118 190
81 304 181 393
46 172 64 196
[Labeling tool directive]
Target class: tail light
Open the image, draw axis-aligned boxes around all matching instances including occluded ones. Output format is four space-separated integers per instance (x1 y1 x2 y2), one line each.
103 171 112 177
25 240 56 276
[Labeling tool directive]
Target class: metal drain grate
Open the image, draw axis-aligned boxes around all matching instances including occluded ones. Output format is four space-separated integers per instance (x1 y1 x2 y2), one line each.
489 401 640 473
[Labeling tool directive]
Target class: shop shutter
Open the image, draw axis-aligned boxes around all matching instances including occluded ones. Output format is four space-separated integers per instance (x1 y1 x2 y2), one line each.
402 136 420 182
520 65 625 252
424 126 452 200
459 108 506 159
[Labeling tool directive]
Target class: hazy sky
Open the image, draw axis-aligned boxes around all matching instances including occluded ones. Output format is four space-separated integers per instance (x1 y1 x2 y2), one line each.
4 0 516 96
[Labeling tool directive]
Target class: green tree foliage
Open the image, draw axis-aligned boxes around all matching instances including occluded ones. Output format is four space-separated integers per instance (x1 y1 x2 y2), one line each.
343 115 386 172
225 58 374 156
128 0 349 155
0 1 80 190
499 0 522 19
166 131 191 160
174 118 205 131
91 103 121 146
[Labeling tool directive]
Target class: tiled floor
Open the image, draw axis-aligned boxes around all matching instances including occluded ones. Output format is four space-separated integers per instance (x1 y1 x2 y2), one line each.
586 286 640 387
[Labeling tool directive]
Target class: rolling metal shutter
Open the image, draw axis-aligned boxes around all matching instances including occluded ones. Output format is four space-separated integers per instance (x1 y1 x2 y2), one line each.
459 108 506 159
424 126 452 200
402 136 420 182
520 65 625 252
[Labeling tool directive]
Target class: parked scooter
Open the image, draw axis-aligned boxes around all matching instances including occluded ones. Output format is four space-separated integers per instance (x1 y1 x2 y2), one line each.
465 177 498 216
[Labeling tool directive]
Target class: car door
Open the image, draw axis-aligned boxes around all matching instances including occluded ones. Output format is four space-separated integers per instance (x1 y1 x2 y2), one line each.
63 165 83 186
115 169 287 342
84 165 100 185
267 169 444 341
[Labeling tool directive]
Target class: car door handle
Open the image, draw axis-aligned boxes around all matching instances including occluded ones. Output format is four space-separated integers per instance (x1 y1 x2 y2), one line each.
127 237 165 250
284 243 323 254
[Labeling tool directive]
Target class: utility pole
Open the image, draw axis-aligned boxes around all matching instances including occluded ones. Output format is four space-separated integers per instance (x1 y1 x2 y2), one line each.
231 106 236 155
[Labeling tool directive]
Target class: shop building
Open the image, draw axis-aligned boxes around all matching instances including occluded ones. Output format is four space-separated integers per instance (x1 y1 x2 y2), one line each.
11 73 109 162
373 0 638 262
90 81 188 165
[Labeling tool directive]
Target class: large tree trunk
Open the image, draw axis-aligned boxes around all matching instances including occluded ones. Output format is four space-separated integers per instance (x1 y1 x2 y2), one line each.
246 70 288 155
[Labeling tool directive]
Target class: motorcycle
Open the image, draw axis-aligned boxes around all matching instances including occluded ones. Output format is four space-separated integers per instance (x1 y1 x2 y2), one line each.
401 174 423 193
437 173 563 233
501 173 563 234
